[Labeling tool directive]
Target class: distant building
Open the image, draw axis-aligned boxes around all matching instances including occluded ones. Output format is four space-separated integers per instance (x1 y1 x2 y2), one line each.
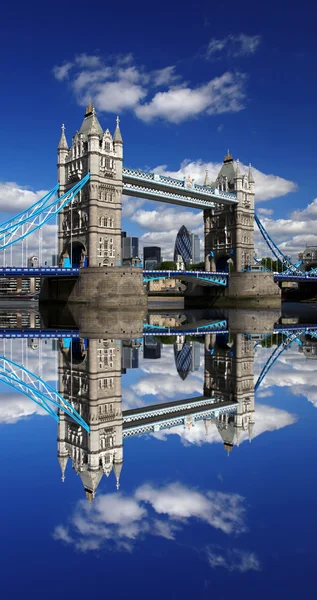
144 259 159 270
190 234 201 264
121 232 139 262
121 340 139 370
174 226 200 267
143 336 161 359
299 247 317 267
174 225 192 267
144 246 161 267
27 255 39 267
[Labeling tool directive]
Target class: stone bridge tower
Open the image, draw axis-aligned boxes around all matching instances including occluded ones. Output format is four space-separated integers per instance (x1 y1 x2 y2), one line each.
204 153 255 272
57 104 123 268
204 332 255 450
57 337 123 500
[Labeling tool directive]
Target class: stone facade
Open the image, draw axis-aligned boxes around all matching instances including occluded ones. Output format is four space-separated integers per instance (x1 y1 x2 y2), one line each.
204 153 255 272
57 105 123 268
57 337 123 499
204 332 255 450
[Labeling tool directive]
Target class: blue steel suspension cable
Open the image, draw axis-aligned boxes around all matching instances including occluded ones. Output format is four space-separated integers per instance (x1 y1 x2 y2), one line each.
0 176 87 238
0 174 90 250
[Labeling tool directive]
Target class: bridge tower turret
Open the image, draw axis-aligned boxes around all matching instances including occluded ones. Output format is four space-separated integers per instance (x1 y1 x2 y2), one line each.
204 332 255 449
57 337 123 499
204 152 255 272
57 104 123 268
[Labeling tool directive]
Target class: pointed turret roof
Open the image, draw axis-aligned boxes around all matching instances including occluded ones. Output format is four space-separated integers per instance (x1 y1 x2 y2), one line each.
79 104 103 139
113 461 123 490
58 124 68 150
216 150 236 186
58 454 68 482
248 163 255 183
79 468 104 499
113 116 123 143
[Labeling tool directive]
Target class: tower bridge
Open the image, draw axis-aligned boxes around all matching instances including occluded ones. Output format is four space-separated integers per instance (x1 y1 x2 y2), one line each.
1 101 316 306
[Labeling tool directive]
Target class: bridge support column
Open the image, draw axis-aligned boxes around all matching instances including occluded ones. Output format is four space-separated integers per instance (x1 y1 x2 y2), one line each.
40 266 147 311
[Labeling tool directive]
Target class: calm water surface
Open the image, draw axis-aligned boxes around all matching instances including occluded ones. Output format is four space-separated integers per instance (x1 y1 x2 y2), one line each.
0 305 316 599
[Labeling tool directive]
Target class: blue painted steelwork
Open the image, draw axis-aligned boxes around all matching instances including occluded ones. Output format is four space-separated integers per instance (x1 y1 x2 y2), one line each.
255 214 302 274
0 175 90 251
254 328 317 392
143 270 228 286
275 274 317 282
143 319 228 336
255 331 301 392
0 355 90 432
0 267 80 277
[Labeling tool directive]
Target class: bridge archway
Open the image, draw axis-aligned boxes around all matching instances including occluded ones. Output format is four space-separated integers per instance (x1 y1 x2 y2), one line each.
216 256 231 273
68 242 87 268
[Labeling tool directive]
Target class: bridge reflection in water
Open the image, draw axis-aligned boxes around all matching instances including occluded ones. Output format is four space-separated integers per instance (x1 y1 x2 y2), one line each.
1 306 317 501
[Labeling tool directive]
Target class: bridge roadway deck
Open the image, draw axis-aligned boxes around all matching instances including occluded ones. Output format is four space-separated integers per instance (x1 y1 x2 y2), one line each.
0 267 229 287
3 267 317 285
122 397 237 438
122 167 238 209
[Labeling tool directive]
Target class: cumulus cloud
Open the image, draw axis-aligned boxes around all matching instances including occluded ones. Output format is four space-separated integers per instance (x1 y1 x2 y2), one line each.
53 481 247 552
135 73 246 123
0 182 48 213
52 62 73 81
207 547 261 572
255 342 317 409
152 403 296 446
53 54 247 123
254 198 317 260
206 34 262 59
0 393 47 424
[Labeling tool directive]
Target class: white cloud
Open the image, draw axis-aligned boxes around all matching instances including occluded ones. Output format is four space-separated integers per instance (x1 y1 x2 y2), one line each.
135 73 246 123
122 196 144 218
257 207 273 216
75 54 102 68
0 393 47 424
255 342 317 409
206 34 262 59
0 182 48 213
94 79 147 113
254 198 317 260
53 481 247 553
135 483 246 534
152 403 296 446
207 547 261 572
53 54 247 123
152 66 180 87
53 525 73 544
52 62 73 81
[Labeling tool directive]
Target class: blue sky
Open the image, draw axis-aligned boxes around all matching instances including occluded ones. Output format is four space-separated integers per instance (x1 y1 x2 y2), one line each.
0 0 316 261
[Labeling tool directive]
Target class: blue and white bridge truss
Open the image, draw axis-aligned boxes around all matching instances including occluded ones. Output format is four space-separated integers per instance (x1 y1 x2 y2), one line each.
254 327 317 392
0 174 90 251
143 270 228 286
0 354 89 432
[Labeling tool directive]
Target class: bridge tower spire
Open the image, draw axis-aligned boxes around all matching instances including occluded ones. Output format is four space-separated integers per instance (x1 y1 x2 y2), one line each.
204 152 255 272
57 104 123 268
57 337 124 500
